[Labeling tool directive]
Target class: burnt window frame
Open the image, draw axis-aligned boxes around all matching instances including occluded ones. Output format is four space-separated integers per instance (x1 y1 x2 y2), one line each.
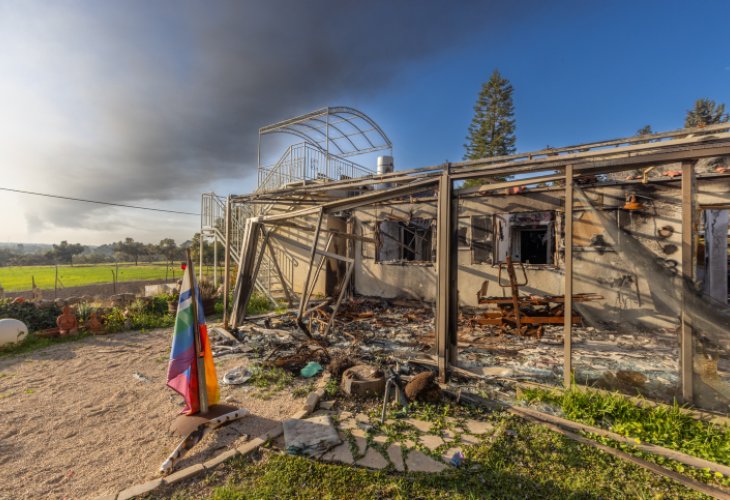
375 218 434 264
493 210 558 267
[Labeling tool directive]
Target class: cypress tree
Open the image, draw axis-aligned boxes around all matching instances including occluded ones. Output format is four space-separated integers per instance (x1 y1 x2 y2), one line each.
464 69 516 161
463 70 516 186
685 98 728 128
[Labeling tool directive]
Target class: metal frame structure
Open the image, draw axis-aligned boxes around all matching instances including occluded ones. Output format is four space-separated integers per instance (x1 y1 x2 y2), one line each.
224 121 730 405
259 106 393 158
256 107 392 194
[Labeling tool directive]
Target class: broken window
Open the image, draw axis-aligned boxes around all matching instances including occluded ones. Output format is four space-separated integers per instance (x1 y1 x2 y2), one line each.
495 211 556 265
457 217 470 248
376 218 433 263
471 215 493 264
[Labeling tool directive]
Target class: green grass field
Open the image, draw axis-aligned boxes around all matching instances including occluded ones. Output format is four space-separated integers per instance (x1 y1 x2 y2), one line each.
0 263 222 292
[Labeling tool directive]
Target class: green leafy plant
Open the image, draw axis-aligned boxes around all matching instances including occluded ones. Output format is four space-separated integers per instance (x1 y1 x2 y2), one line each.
0 299 61 332
248 365 292 399
75 301 93 325
102 307 126 333
246 293 273 315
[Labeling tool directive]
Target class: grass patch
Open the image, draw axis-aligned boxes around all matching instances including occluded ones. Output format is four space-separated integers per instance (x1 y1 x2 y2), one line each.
246 293 275 316
0 263 193 291
520 386 730 467
248 365 293 399
163 416 708 499
0 331 90 357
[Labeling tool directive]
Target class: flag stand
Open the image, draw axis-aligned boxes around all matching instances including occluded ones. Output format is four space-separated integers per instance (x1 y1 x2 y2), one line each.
186 249 209 414
162 250 248 474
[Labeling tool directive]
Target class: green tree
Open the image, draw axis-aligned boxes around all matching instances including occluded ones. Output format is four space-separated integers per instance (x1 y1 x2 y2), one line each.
157 238 179 267
636 125 653 136
113 237 146 265
47 240 85 265
685 98 728 128
463 69 516 187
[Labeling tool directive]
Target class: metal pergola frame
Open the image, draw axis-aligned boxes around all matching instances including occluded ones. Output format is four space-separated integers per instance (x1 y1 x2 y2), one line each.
258 106 393 159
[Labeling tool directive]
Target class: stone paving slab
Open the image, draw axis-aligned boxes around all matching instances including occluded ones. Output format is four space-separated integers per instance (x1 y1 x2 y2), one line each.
465 419 493 435
324 410 495 472
419 433 444 451
356 447 389 469
406 450 448 473
320 442 354 464
387 444 405 471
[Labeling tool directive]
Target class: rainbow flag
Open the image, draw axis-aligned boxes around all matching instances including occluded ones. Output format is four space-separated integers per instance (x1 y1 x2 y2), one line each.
166 270 219 415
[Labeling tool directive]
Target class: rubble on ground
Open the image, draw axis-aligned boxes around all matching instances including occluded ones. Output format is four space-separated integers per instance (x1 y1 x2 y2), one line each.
211 297 693 405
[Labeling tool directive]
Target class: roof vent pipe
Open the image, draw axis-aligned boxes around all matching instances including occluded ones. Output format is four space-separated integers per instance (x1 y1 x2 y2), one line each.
377 155 394 190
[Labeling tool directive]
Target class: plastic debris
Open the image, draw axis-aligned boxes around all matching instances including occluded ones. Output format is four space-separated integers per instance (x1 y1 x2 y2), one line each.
300 361 323 378
132 372 151 383
222 367 253 385
449 450 465 467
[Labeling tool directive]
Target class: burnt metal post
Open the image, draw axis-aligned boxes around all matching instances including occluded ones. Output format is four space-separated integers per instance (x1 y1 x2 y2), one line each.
435 169 457 382
223 196 232 328
263 231 294 306
297 208 324 322
563 164 574 388
680 161 696 403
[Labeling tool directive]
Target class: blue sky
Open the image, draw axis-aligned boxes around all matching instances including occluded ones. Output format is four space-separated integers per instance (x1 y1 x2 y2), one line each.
355 1 730 171
1 1 728 245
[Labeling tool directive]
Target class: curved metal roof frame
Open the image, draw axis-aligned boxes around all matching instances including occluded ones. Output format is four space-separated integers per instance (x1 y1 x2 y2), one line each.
259 106 392 158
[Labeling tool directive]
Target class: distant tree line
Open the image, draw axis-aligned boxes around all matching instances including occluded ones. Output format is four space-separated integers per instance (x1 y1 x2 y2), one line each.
0 237 200 267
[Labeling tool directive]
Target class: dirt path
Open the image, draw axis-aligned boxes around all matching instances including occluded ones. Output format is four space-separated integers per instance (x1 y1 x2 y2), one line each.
0 328 305 499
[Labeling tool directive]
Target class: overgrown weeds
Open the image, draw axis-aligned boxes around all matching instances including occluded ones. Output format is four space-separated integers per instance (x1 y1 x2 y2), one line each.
520 386 730 467
248 365 292 399
520 386 730 486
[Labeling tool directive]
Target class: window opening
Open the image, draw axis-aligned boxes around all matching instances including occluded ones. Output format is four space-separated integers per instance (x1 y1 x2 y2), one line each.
376 218 433 263
494 211 555 265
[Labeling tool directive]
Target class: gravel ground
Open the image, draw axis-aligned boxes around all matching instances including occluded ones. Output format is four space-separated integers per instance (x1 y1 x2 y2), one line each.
0 327 306 499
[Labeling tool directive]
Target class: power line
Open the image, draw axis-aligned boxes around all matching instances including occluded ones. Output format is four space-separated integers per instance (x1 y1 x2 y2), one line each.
0 186 200 216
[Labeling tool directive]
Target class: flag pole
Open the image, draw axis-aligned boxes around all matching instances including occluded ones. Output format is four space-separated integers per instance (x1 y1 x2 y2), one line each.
186 248 209 414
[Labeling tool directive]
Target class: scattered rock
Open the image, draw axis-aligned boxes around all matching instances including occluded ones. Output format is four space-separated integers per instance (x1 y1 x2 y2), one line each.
404 371 441 403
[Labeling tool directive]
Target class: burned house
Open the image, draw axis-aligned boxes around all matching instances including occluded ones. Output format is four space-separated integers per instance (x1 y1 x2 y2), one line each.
201 108 730 414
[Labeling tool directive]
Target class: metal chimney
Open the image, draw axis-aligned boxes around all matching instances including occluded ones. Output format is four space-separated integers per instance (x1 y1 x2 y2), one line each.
376 155 394 189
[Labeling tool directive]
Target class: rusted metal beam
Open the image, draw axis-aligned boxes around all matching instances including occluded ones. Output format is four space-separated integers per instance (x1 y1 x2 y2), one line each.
303 233 334 316
681 161 696 403
263 234 294 307
297 208 324 323
223 195 232 328
435 171 457 382
323 262 354 337
564 164 574 389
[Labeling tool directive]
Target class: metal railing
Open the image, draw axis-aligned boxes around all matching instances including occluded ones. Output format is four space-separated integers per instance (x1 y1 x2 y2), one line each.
257 142 374 193
201 192 293 300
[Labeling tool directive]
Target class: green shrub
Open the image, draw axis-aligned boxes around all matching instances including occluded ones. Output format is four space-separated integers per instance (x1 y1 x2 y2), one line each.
247 293 273 315
0 299 61 331
129 311 174 331
103 307 126 333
